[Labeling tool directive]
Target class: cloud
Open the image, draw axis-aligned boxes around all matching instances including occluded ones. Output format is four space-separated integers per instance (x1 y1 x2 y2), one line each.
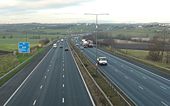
0 0 92 17
0 0 90 10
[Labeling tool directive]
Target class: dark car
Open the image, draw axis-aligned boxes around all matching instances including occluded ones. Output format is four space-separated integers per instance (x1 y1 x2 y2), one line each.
65 48 69 51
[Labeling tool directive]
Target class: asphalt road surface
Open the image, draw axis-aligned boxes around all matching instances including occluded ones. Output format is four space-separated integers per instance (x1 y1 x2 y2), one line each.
3 40 94 106
77 44 170 106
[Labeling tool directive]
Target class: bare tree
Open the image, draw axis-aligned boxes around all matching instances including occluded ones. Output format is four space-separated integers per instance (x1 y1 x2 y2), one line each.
148 36 162 61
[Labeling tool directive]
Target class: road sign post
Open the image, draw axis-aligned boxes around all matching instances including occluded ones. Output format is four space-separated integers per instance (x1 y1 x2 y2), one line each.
18 42 30 53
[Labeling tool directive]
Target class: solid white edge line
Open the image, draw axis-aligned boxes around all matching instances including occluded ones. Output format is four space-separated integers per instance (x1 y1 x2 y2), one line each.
68 42 96 106
161 101 168 106
160 86 167 90
3 47 53 106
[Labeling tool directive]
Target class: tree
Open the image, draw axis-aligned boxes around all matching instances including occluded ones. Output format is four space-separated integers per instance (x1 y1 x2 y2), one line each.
147 36 162 61
165 38 170 63
2 35 6 39
9 35 13 39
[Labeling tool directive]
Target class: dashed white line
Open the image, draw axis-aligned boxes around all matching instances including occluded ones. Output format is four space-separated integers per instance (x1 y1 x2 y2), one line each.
33 100 37 106
161 101 168 106
63 69 64 71
62 98 64 103
142 76 147 79
62 84 64 87
138 86 144 90
63 75 64 78
44 76 47 79
160 86 167 90
47 69 49 72
3 47 53 106
114 69 118 72
129 70 134 72
40 85 43 89
124 76 129 79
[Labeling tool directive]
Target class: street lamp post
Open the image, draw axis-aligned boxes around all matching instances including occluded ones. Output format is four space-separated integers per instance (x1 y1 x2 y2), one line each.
84 13 109 72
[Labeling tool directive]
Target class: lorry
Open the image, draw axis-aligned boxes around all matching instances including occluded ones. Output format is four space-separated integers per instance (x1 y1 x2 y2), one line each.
82 39 93 48
87 40 93 48
82 40 88 48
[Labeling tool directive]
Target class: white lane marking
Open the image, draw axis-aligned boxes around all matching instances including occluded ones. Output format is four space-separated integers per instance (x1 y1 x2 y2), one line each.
44 76 47 79
62 84 64 87
47 69 49 72
63 75 64 78
142 76 147 79
161 101 168 106
138 86 144 90
62 98 64 103
114 69 118 72
3 47 53 106
63 69 64 71
160 86 167 90
129 70 134 72
40 85 43 89
124 76 129 79
33 100 37 106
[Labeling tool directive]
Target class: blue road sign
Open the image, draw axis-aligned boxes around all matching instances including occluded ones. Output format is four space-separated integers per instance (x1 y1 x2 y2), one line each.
18 42 30 53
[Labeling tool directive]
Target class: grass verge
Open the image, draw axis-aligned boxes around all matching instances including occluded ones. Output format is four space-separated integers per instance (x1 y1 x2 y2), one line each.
0 48 44 87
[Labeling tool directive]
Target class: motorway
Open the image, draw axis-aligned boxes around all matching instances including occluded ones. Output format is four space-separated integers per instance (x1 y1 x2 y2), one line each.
76 43 170 106
3 40 94 106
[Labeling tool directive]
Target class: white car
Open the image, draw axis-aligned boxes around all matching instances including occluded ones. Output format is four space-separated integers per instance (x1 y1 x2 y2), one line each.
97 57 107 65
53 43 57 48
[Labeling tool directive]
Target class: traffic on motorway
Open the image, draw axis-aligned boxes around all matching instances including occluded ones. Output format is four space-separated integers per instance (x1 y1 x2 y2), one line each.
2 39 94 106
73 37 170 106
1 0 170 106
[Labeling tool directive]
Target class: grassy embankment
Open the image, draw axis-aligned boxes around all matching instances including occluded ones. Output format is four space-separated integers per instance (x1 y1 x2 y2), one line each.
0 47 44 86
103 47 170 75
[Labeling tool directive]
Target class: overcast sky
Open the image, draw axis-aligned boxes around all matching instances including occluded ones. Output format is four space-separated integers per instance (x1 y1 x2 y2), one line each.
0 0 170 23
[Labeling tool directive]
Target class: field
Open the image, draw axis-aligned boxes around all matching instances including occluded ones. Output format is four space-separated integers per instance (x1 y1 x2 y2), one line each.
119 49 170 69
120 49 149 59
110 28 156 38
0 38 38 51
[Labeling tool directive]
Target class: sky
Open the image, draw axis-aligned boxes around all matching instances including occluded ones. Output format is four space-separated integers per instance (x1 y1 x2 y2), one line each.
0 0 170 23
